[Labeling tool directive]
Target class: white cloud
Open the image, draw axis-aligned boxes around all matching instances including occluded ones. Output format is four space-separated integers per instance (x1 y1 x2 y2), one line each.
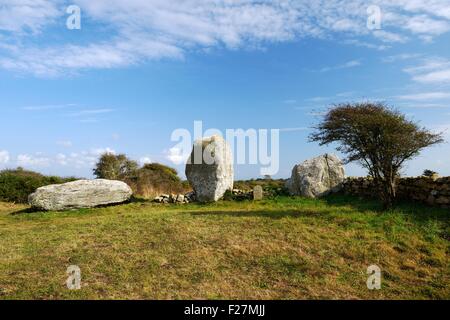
279 127 309 132
397 92 450 101
306 96 331 102
55 153 68 166
307 111 327 116
68 109 114 117
343 39 390 51
413 69 450 84
381 53 422 63
398 103 450 108
166 147 187 165
403 15 450 35
22 104 77 111
403 57 450 84
373 30 408 43
65 151 97 168
90 147 116 156
431 123 450 139
0 150 10 164
404 58 450 74
79 118 99 123
139 157 152 165
12 147 118 169
1 0 450 76
319 59 361 72
0 0 60 33
17 154 51 167
57 140 73 148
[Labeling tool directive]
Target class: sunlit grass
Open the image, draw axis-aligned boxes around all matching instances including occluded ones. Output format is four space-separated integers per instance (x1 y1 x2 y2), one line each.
0 195 448 299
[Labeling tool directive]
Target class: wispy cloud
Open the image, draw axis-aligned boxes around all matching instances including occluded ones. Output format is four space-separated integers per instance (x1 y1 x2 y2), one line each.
381 53 422 63
2 1 450 76
56 140 73 148
279 127 310 132
139 157 152 165
22 104 77 111
15 147 116 169
166 147 188 165
318 59 361 73
307 111 327 116
305 96 331 102
0 150 9 164
403 57 450 84
396 92 450 101
413 69 450 84
68 108 114 117
373 30 408 43
398 103 450 109
21 104 114 123
17 154 51 168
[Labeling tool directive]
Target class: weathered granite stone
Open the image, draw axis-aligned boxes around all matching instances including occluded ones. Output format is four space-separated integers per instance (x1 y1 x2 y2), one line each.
253 185 263 200
287 154 345 198
28 179 132 211
185 135 234 202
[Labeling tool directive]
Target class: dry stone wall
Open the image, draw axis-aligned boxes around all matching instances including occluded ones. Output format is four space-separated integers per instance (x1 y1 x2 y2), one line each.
342 176 450 208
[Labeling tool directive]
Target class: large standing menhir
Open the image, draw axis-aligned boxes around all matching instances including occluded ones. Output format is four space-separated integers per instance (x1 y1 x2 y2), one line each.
185 135 234 202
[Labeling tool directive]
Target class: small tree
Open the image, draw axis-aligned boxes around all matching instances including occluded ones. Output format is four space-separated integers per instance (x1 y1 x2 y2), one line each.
93 153 138 180
310 102 443 208
422 169 438 178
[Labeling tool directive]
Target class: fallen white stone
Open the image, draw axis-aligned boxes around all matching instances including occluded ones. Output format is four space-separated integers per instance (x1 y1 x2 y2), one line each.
28 179 133 211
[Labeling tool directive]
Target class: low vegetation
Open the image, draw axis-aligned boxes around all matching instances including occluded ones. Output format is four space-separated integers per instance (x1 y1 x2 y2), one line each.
124 163 190 198
0 168 76 203
0 195 448 299
94 153 189 198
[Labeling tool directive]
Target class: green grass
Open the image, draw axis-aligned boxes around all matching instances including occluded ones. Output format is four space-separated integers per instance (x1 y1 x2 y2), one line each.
0 195 448 300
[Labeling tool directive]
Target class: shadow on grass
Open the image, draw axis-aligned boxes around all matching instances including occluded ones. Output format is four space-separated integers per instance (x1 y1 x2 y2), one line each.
10 207 37 215
10 198 146 216
322 194 384 212
320 194 449 224
129 196 151 204
188 194 449 225
187 209 334 220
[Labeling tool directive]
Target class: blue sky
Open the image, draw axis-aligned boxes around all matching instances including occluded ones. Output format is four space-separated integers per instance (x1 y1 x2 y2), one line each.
1 0 450 179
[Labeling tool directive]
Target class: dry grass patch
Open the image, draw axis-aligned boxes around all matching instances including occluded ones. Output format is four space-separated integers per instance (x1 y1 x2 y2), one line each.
0 195 448 300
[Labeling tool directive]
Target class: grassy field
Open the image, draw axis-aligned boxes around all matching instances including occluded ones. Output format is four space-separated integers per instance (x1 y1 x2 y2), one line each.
0 195 448 300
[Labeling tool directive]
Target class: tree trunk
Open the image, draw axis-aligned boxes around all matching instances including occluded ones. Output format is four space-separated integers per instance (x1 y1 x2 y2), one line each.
381 177 397 209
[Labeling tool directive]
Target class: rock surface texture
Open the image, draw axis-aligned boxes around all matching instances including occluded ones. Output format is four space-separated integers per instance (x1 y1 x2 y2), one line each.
28 179 133 211
253 185 264 200
287 154 345 198
185 135 234 202
153 192 195 204
342 176 450 208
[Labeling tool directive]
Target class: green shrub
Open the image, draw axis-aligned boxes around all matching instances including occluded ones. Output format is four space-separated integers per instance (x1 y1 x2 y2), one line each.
233 178 289 198
0 168 76 203
124 163 189 198
93 153 138 180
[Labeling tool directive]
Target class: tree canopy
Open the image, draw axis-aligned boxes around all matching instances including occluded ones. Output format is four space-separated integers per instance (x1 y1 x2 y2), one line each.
310 102 444 207
93 153 139 180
